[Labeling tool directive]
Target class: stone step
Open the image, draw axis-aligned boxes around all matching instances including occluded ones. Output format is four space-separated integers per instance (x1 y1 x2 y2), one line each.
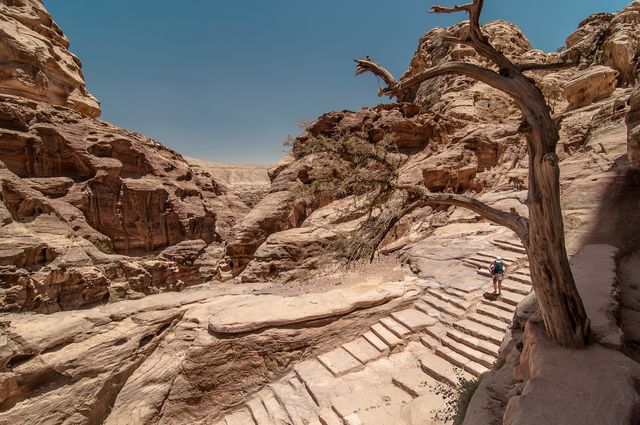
462 258 487 269
418 296 464 318
362 330 389 352
435 346 489 378
426 288 472 311
446 328 500 357
481 298 516 313
495 239 525 249
501 280 532 296
468 255 515 267
318 407 343 425
370 323 403 347
499 290 525 307
294 360 350 407
261 391 292 425
247 396 274 425
392 365 439 397
468 312 509 333
271 382 322 425
329 384 414 424
440 335 495 368
492 240 527 254
453 319 505 346
390 308 436 332
317 347 363 377
420 334 441 350
476 304 513 324
224 408 256 425
379 317 412 338
510 273 532 285
418 350 471 387
441 285 472 299
474 251 519 263
342 337 383 364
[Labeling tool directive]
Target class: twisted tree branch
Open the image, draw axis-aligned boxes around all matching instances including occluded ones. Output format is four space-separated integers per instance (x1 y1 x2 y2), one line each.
395 184 529 241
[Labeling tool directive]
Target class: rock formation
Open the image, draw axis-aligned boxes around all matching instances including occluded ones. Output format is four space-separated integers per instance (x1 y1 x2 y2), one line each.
2 1 640 424
0 0 100 117
628 86 640 167
0 1 259 313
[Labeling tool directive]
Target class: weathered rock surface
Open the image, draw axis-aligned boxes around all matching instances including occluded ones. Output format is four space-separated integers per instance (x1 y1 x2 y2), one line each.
562 65 619 110
186 157 271 208
0 1 259 311
0 0 100 117
0 279 424 424
504 320 640 425
628 86 640 167
229 4 638 283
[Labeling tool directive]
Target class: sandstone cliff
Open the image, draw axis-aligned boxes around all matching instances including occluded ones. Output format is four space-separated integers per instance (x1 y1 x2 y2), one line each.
0 1 258 313
0 0 100 117
1 2 640 425
227 4 640 283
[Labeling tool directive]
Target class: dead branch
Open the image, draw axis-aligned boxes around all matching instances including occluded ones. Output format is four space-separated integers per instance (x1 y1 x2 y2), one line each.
395 183 529 242
516 61 576 72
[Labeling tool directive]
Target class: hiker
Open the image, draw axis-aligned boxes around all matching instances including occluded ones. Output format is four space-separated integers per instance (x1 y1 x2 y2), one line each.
489 256 506 295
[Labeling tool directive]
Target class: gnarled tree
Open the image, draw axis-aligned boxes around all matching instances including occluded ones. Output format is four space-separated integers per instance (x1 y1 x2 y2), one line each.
352 0 590 348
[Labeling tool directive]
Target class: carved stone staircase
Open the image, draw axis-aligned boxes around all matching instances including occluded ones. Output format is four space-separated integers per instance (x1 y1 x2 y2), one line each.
215 239 531 425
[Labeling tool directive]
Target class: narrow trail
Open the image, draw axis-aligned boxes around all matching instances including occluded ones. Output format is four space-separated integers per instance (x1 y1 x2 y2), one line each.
215 238 531 425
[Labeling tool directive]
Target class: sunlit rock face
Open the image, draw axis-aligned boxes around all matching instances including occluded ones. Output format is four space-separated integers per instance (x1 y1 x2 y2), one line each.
0 0 101 117
0 1 260 312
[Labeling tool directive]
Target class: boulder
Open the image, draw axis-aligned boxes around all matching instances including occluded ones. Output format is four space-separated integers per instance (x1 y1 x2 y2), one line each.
562 65 619 110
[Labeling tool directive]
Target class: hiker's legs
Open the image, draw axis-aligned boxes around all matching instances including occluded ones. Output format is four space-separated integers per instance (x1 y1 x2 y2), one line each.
497 276 502 295
492 275 498 293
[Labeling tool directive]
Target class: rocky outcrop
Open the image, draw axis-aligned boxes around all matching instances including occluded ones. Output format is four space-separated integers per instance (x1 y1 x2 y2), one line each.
0 0 257 311
602 1 640 86
0 0 100 117
562 65 619 110
628 86 640 167
0 279 423 424
0 95 253 311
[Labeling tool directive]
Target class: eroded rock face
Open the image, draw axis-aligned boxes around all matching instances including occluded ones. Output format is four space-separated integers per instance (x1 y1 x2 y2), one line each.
0 0 100 117
628 86 640 167
0 95 254 311
562 65 619 110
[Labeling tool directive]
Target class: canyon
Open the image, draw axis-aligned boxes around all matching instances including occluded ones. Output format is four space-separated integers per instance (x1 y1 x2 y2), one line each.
1 1 640 424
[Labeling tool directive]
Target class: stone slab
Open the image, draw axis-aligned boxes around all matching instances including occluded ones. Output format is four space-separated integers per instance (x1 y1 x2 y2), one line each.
370 323 402 347
342 337 383 364
390 308 436 332
208 281 421 334
330 384 414 424
363 331 389 352
318 347 362 377
571 244 623 348
224 409 255 425
379 317 412 338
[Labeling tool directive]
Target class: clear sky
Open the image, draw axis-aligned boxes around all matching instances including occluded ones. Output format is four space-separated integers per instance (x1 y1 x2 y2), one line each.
44 0 630 164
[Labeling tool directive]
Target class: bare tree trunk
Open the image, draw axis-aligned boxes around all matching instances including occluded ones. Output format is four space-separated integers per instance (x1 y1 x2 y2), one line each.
521 85 591 347
354 0 591 348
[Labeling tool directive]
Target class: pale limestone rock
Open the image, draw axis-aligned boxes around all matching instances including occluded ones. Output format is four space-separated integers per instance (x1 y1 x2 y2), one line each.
571 244 623 348
562 65 619 110
0 0 101 117
207 280 421 334
504 321 640 425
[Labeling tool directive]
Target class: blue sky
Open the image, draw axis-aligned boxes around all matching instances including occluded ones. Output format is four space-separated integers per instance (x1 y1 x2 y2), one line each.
45 0 630 164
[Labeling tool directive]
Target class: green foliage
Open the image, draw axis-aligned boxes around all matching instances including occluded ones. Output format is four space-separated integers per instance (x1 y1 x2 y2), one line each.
429 369 481 424
92 240 113 255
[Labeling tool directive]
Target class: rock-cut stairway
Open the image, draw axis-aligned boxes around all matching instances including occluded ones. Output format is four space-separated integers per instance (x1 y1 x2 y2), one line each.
215 239 532 425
